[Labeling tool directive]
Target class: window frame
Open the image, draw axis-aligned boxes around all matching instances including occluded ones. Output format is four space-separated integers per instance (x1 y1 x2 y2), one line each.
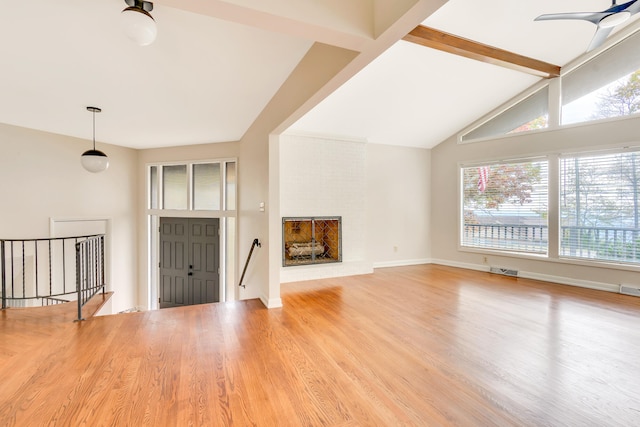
459 28 640 144
192 162 222 211
147 158 237 215
459 157 550 256
459 82 551 143
558 148 640 266
458 80 551 144
457 147 640 273
145 157 239 309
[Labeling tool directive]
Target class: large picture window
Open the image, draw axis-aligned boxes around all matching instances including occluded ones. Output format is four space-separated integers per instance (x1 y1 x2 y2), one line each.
461 159 548 254
560 151 640 264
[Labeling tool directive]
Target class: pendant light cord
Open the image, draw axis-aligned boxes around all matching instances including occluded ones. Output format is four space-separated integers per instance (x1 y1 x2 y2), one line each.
92 109 96 150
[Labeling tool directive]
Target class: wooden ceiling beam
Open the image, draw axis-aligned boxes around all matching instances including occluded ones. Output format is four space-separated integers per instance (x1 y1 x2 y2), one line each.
402 25 561 79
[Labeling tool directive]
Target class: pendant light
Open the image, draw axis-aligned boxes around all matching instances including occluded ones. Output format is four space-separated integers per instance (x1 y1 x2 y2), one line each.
120 0 157 46
81 107 109 173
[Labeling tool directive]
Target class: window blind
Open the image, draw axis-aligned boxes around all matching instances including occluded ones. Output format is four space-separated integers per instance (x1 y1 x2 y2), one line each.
560 151 640 263
461 160 548 254
462 87 548 141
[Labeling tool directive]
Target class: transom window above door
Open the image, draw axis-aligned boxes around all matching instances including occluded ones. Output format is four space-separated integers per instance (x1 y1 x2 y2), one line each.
148 160 236 212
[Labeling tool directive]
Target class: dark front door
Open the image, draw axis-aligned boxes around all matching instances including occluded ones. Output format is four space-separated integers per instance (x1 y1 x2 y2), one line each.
159 217 220 308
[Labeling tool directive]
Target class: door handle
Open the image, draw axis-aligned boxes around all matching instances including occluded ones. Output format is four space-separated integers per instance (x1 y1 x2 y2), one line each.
188 272 193 276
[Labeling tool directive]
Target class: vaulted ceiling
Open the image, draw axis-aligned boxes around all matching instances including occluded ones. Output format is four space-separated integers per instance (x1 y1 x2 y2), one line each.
1 0 639 150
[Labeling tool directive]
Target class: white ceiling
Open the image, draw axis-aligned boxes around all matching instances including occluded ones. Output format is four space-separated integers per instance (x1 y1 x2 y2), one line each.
289 0 640 148
1 0 639 150
0 0 312 148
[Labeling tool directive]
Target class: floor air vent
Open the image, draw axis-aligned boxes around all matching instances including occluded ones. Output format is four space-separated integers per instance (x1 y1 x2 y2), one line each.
620 284 640 297
490 267 519 277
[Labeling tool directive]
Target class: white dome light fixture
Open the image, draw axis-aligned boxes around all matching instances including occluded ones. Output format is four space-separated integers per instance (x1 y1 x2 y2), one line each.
81 107 109 173
120 0 157 46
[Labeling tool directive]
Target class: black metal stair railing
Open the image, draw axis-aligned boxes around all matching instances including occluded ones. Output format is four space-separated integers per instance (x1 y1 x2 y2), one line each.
1 234 106 321
75 235 106 321
238 238 261 289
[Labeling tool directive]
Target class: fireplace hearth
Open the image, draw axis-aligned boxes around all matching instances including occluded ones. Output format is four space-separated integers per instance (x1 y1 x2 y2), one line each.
282 217 341 267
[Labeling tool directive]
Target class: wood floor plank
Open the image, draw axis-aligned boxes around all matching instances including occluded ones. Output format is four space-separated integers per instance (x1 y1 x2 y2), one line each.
1 265 640 426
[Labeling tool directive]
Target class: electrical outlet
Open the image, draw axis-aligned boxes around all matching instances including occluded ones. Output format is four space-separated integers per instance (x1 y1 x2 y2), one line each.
483 256 488 264
393 246 398 252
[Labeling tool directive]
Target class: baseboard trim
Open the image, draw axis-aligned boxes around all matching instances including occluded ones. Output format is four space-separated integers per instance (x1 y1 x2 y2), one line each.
518 271 618 293
430 258 490 273
280 260 373 283
260 295 283 309
430 259 618 293
373 259 432 269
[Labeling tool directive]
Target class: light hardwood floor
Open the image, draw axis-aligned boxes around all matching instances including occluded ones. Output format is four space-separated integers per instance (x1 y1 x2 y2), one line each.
1 265 639 426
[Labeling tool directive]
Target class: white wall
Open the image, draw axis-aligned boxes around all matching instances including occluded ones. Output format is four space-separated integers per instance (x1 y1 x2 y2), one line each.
366 143 431 267
0 123 139 312
279 134 431 282
431 117 640 291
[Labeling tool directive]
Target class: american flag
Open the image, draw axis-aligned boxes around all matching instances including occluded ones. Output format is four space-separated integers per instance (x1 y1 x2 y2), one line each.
477 166 489 193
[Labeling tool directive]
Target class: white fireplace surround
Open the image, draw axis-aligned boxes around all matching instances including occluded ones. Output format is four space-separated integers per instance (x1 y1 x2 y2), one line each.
279 134 371 282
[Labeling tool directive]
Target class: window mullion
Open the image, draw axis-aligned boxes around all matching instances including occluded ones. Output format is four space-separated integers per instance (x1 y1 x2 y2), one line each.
188 164 194 211
158 165 164 209
548 77 561 129
547 154 560 259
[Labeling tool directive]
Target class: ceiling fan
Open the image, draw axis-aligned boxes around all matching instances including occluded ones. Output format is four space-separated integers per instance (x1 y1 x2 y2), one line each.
535 0 640 51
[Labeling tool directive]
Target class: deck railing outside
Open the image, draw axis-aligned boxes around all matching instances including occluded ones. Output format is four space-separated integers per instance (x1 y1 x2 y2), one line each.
463 223 548 253
561 225 640 261
463 223 640 262
1 235 106 320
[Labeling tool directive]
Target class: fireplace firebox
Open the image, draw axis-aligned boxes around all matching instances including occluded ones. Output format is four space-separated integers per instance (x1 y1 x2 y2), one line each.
282 217 342 267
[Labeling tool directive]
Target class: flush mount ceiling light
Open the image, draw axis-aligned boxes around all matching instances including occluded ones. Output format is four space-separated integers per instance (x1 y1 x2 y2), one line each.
120 0 157 46
81 107 109 173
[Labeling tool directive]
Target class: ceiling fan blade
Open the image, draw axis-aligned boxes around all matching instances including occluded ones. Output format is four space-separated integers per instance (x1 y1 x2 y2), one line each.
613 0 640 12
622 0 640 14
587 26 614 51
535 11 606 25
